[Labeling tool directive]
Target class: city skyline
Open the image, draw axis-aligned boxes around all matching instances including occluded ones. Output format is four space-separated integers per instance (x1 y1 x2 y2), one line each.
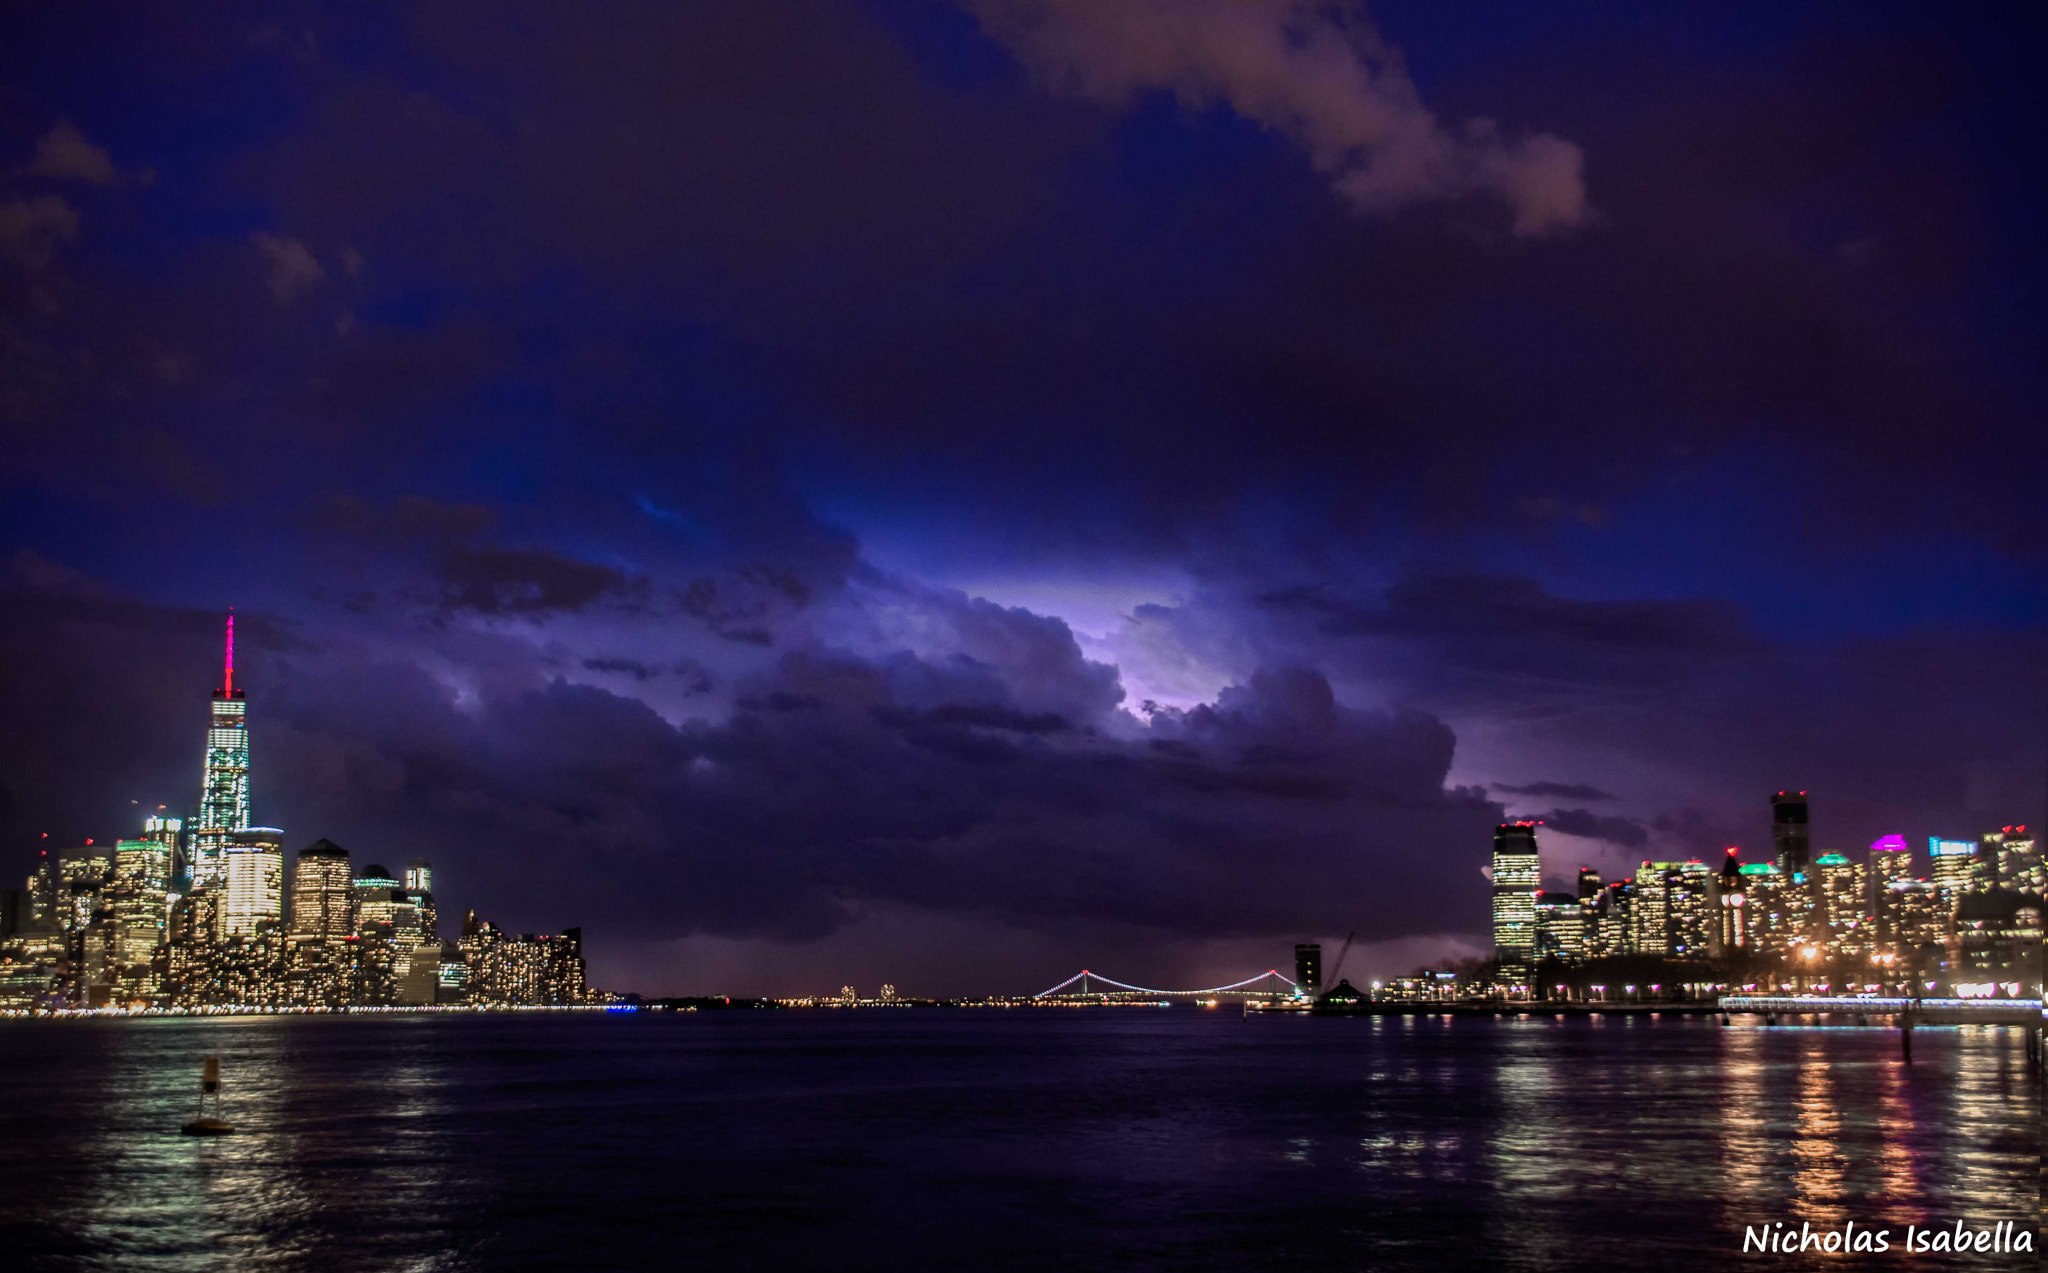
3 615 2032 1004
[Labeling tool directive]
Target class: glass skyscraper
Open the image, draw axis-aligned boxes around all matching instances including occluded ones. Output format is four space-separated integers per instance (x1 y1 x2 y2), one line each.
193 613 251 889
1491 822 1541 986
221 828 285 938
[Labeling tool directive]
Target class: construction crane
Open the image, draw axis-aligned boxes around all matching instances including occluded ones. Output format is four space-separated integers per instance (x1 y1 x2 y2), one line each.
1317 930 1357 1001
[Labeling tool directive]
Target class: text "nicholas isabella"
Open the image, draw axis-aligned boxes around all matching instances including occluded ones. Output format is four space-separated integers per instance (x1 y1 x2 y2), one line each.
1744 1220 2031 1255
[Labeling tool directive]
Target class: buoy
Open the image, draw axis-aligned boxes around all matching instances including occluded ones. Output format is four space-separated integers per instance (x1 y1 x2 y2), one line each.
181 1056 236 1136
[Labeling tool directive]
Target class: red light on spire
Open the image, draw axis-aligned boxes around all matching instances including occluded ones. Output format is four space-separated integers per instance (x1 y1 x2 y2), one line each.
223 609 235 696
1725 846 1739 855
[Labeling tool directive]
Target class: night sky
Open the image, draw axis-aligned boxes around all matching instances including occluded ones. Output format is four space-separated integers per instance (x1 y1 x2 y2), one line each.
1 2 2041 997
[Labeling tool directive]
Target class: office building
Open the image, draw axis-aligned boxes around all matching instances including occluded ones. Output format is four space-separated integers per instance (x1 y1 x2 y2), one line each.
290 839 355 941
110 833 173 984
1293 943 1322 993
1985 826 2041 895
1631 860 1712 957
1946 891 2043 995
1930 838 1976 916
405 859 433 893
1813 853 1869 956
1534 892 1586 963
1883 879 1943 956
1744 863 1794 953
1770 791 1811 876
192 614 251 889
1576 867 1603 900
1491 823 1542 986
221 828 285 938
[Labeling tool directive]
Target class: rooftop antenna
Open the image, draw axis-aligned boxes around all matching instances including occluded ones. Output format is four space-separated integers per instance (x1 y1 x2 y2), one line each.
223 609 235 696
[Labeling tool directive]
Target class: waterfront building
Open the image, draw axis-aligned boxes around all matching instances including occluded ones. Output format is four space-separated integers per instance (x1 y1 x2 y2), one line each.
192 614 251 889
1868 835 1913 928
163 888 221 1006
1710 849 1746 954
1587 879 1633 957
1984 826 2041 895
1929 838 1977 917
290 840 355 941
1770 791 1811 877
57 843 113 938
1491 823 1542 986
1814 853 1870 956
1293 942 1322 993
1733 863 1788 952
26 850 59 930
1883 879 1944 956
141 815 184 890
1946 890 2044 996
353 864 404 933
1630 860 1712 957
109 834 173 998
1534 892 1585 963
221 828 285 938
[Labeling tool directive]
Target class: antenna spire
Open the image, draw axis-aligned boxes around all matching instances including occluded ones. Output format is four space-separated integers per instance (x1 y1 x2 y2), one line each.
224 609 235 696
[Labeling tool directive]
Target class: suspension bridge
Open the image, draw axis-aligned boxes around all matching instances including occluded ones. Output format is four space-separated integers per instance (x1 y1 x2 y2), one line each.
1031 969 1301 999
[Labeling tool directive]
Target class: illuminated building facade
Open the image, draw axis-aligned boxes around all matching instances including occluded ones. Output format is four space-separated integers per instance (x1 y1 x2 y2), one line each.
1770 791 1811 877
1883 879 1943 956
1929 838 1976 916
1534 892 1586 962
1491 823 1541 985
1814 853 1870 956
221 828 285 938
1293 943 1321 993
1631 861 1712 957
110 834 173 992
1586 879 1632 957
193 614 251 889
1737 863 1792 952
1985 826 2041 894
1710 849 1746 954
1946 891 2043 996
290 840 355 941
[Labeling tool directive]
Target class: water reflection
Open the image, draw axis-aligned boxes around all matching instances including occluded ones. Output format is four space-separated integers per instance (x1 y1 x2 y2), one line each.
0 1013 2035 1273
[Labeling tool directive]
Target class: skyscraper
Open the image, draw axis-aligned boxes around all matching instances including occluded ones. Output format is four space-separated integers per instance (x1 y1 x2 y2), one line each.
110 832 173 974
193 613 251 889
290 839 355 941
1491 823 1541 986
221 828 285 938
1984 826 2041 894
405 859 433 893
1929 838 1976 916
1813 853 1868 955
1293 942 1322 993
1770 792 1810 876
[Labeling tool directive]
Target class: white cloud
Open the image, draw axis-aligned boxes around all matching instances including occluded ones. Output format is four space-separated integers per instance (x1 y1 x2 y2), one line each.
973 0 1588 236
30 121 119 185
251 232 324 303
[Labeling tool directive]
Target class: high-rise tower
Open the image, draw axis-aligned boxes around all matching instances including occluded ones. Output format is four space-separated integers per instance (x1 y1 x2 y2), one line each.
193 612 251 888
1770 792 1810 877
1491 822 1542 989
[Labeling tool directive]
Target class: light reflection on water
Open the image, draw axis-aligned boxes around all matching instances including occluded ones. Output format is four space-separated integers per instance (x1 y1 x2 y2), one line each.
0 1012 2036 1272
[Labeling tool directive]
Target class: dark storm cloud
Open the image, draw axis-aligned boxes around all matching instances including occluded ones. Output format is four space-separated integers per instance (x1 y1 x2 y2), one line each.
0 568 1500 946
1494 781 1615 802
437 546 644 617
1533 808 1648 850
